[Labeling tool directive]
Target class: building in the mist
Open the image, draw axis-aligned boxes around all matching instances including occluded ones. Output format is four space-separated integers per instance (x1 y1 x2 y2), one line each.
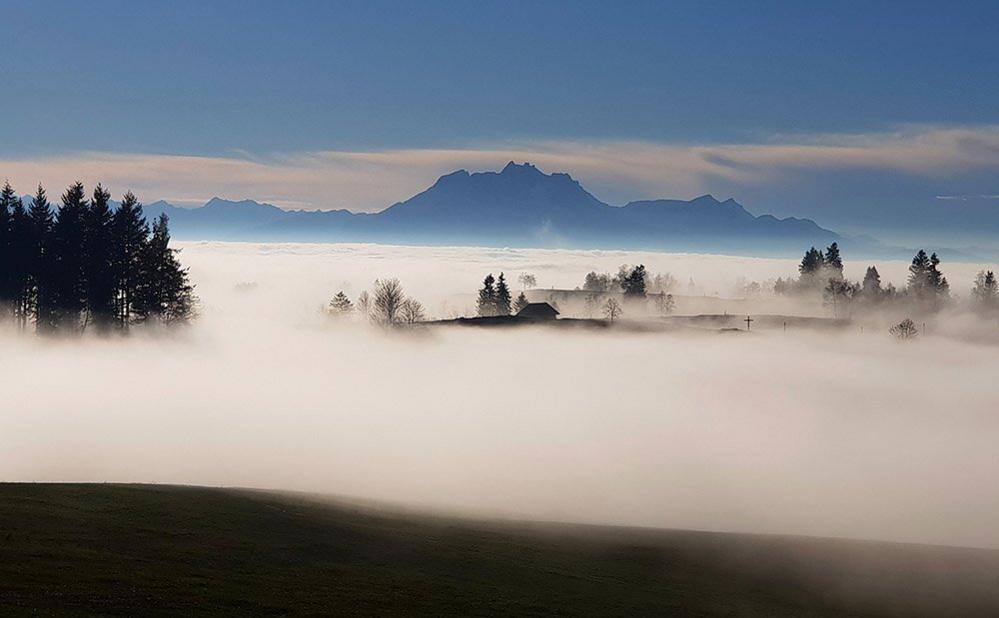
516 302 559 321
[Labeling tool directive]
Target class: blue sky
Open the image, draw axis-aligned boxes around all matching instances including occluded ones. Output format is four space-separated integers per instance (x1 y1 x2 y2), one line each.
3 1 999 243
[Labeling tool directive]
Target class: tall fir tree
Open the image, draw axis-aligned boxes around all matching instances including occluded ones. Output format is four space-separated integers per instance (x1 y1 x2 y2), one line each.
512 291 529 314
824 242 844 278
907 249 931 296
133 214 195 324
861 266 882 301
928 252 949 298
0 181 16 319
27 185 54 332
9 196 32 329
495 272 512 316
972 271 998 310
621 264 647 298
83 184 116 331
477 273 497 316
111 191 148 328
48 182 89 332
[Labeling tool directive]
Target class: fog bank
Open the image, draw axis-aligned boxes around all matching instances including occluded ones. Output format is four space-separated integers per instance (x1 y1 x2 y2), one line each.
3 242 998 549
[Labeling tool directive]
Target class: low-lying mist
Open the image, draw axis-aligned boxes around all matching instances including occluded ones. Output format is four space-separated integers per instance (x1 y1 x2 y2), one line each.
3 241 999 549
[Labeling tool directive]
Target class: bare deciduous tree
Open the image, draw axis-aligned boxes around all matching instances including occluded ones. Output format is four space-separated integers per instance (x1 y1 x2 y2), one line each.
518 273 537 290
372 278 405 325
602 297 622 322
400 297 426 324
654 292 675 316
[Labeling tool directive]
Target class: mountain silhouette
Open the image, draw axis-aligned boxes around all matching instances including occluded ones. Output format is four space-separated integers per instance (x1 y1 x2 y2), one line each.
141 162 841 253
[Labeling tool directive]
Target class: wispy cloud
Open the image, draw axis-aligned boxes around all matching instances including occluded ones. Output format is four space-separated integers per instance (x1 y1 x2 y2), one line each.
936 194 999 201
2 126 999 212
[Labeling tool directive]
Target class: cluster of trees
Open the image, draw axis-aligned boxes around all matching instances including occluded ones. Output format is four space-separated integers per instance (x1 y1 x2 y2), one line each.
582 264 670 297
0 181 195 335
972 270 998 311
774 243 973 317
477 273 514 316
328 279 425 325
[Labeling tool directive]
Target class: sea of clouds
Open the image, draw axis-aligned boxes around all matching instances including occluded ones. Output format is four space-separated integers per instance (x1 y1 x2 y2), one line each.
3 242 999 548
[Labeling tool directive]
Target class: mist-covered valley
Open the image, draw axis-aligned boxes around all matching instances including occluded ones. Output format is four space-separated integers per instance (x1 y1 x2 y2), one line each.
4 241 999 549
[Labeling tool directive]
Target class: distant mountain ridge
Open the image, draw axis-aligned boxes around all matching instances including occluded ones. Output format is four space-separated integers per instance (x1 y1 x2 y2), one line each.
134 162 845 256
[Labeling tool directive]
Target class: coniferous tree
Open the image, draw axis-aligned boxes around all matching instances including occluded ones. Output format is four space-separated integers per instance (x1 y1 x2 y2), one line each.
9 196 31 329
133 214 195 325
824 242 844 279
861 266 882 302
928 252 949 300
798 247 826 289
328 291 354 315
972 270 998 311
908 249 948 309
111 191 148 328
48 182 89 332
477 273 497 316
83 184 116 331
0 181 16 319
495 272 512 316
512 291 529 314
621 264 647 298
27 185 54 332
907 249 932 297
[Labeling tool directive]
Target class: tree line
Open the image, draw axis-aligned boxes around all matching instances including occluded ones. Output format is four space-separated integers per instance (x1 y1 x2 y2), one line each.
328 279 425 325
774 242 997 317
0 181 195 335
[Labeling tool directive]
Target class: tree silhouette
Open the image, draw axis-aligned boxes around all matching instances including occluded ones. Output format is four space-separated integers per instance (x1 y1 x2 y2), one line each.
908 250 948 309
654 292 675 316
0 181 18 320
26 185 54 331
132 214 195 325
328 291 354 315
824 242 843 278
890 318 918 340
621 264 646 298
49 182 89 332
603 297 622 322
0 181 192 336
83 184 116 332
400 297 425 324
111 192 149 328
583 271 611 292
9 193 31 330
477 273 497 316
517 273 536 290
972 270 998 311
495 272 512 316
861 266 882 301
372 278 405 325
512 291 529 314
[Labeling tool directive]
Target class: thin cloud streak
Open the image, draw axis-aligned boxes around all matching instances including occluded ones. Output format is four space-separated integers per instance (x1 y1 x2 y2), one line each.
1 126 999 212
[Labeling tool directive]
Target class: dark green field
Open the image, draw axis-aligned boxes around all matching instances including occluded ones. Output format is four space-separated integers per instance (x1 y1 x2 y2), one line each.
2 484 999 616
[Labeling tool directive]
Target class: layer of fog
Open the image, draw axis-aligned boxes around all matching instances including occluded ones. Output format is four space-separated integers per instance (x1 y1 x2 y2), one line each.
3 241 999 549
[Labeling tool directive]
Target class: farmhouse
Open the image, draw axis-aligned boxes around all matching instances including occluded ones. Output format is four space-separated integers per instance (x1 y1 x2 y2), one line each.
516 302 559 321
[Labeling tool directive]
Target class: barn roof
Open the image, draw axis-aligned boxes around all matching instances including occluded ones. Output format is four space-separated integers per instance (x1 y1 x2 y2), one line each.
516 302 559 319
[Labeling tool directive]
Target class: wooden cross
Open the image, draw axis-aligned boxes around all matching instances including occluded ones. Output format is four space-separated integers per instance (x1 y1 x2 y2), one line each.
744 315 754 331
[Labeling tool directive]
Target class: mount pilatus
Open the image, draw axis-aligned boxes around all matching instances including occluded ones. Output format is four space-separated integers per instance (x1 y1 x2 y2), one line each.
144 162 839 254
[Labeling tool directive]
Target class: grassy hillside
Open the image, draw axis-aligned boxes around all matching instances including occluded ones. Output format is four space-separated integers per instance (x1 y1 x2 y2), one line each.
2 484 998 616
